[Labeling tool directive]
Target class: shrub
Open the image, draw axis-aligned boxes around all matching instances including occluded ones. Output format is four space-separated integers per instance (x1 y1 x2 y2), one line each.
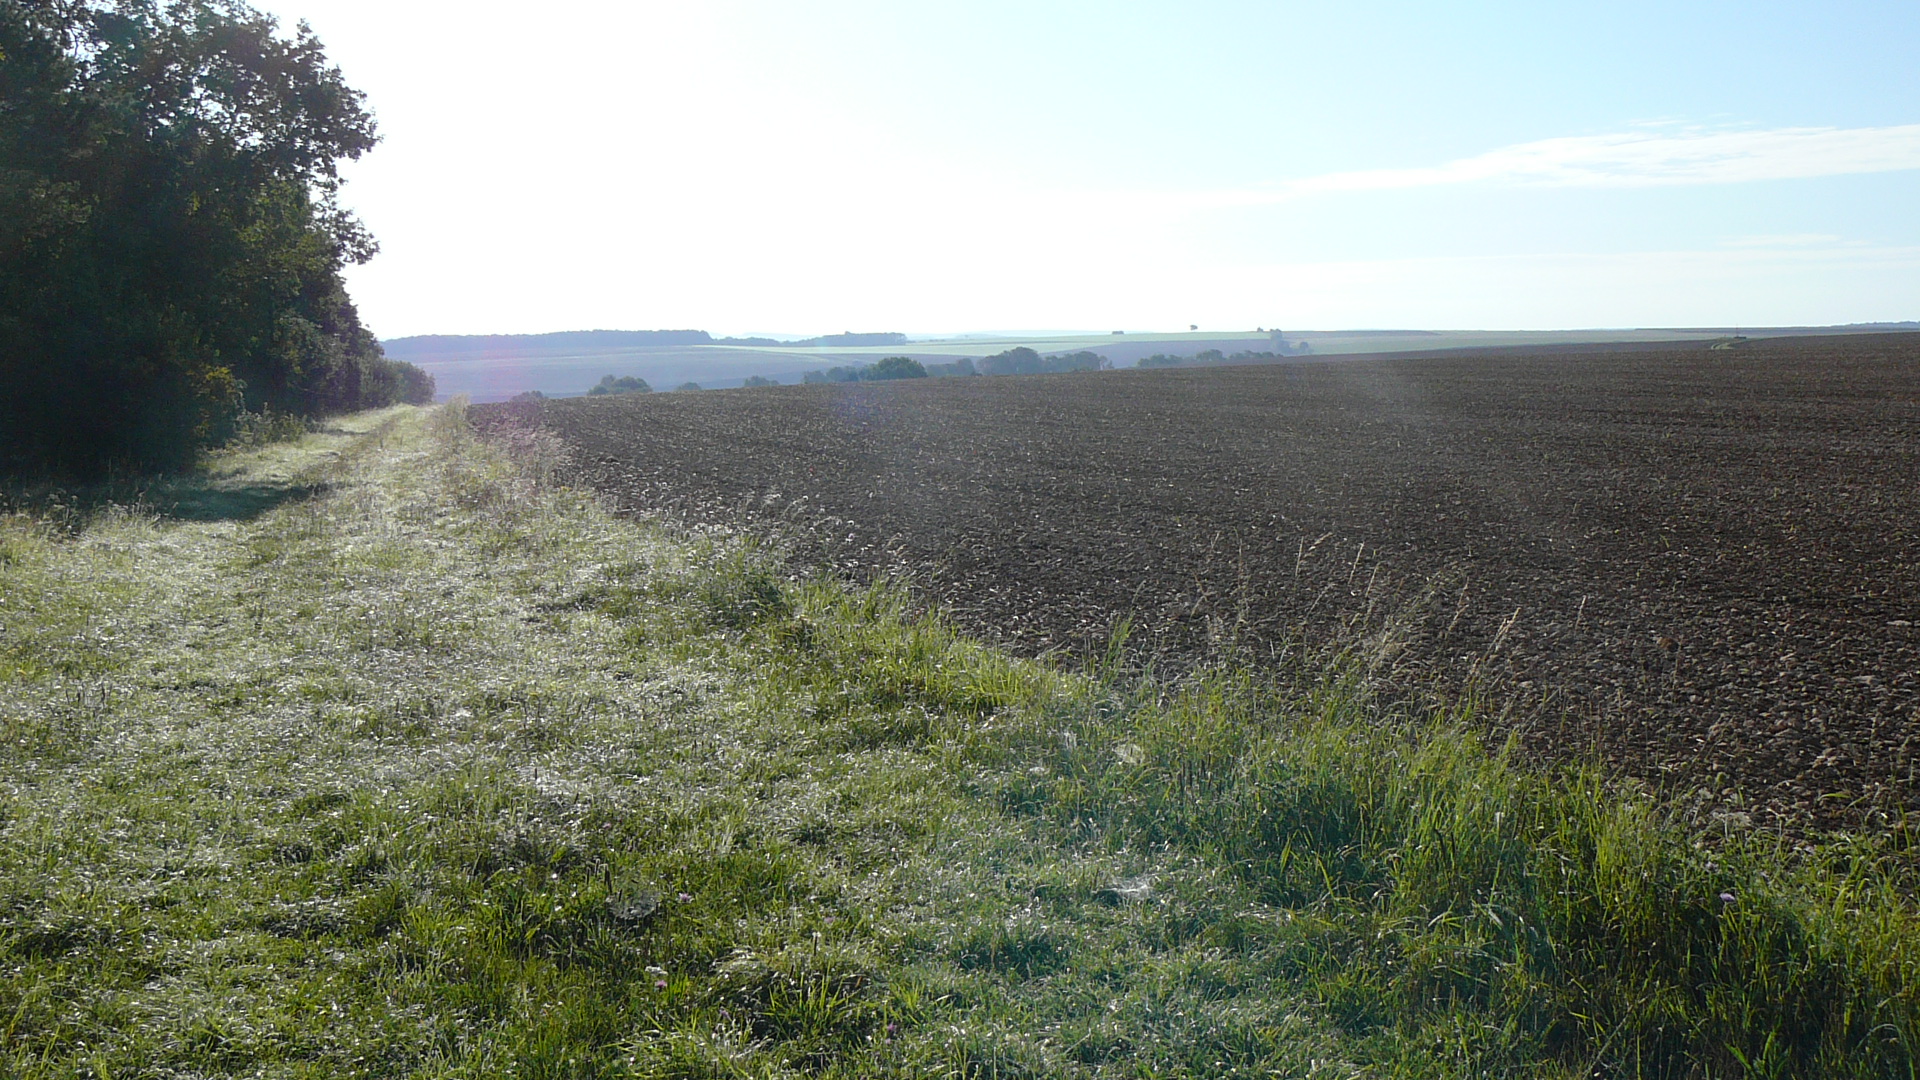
588 375 651 396
977 347 1107 375
925 357 977 377
977 346 1044 376
868 356 928 380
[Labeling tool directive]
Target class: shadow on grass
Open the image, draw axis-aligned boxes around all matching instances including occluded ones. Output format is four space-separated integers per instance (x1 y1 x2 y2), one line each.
3 474 331 527
148 479 331 522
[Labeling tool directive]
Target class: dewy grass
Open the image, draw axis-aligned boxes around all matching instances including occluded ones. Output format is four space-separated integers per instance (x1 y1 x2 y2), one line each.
0 402 1916 1079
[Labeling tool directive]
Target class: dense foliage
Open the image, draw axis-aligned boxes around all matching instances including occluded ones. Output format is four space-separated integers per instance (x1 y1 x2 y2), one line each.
800 351 1104 383
801 356 928 383
1136 347 1295 368
588 374 652 395
923 356 975 377
868 355 926 379
0 0 432 473
977 346 1107 375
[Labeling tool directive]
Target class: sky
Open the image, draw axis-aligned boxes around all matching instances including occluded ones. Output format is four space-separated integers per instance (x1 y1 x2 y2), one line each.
257 0 1920 338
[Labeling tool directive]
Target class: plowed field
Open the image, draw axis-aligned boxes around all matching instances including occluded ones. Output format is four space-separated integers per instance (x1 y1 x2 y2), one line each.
477 334 1920 829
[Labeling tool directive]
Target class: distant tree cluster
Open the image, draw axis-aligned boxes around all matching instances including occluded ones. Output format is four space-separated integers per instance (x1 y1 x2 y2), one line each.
870 356 928 379
800 356 929 383
923 358 976 377
799 349 1110 384
0 0 434 473
718 331 907 349
741 375 778 387
795 332 909 348
1135 347 1306 369
976 348 1108 376
588 375 652 395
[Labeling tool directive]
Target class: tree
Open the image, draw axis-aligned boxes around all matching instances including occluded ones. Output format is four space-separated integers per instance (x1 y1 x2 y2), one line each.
588 375 650 395
973 347 1105 376
1042 350 1107 373
867 356 927 380
976 346 1042 376
0 0 433 473
924 357 976 377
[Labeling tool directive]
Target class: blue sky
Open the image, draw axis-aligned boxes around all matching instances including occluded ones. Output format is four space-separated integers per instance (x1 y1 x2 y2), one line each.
261 0 1920 337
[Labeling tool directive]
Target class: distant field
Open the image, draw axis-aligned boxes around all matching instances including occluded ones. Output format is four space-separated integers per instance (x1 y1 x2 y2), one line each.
396 324 1919 401
489 333 1920 831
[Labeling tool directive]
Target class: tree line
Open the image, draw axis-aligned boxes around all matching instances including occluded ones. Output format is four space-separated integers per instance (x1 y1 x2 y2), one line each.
798 348 1110 384
579 341 1316 397
801 356 930 383
1135 346 1308 369
0 0 433 474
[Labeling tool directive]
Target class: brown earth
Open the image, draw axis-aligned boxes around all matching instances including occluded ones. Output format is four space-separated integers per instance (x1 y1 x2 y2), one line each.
475 334 1920 831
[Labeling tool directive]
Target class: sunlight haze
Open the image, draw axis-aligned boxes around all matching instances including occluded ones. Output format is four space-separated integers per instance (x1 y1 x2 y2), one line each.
258 0 1920 337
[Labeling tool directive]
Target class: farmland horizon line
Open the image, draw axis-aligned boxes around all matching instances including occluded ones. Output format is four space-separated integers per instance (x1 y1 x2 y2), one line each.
382 319 1920 348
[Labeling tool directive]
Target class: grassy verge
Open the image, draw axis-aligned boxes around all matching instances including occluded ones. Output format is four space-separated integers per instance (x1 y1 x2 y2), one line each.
1 403 1916 1078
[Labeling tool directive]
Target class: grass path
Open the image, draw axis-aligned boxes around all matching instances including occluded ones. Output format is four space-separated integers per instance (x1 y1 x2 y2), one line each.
1 405 1917 1078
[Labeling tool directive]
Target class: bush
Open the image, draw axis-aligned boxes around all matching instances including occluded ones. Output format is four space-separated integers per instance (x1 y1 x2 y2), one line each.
802 351 1098 384
1135 349 1288 370
868 356 928 380
977 346 1044 376
977 347 1107 376
925 358 977 377
588 375 651 396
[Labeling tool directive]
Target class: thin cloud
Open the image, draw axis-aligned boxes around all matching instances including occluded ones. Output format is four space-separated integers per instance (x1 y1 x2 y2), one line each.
1718 233 1847 248
1182 125 1920 207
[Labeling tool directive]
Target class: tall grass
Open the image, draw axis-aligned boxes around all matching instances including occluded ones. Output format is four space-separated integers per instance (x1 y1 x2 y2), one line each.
0 401 1913 1078
1022 673 1920 1076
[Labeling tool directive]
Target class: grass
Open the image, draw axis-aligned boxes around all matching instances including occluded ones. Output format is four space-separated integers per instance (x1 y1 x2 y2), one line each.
1 402 1917 1078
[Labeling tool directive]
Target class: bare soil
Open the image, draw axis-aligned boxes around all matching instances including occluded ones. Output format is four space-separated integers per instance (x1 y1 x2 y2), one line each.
477 334 1920 830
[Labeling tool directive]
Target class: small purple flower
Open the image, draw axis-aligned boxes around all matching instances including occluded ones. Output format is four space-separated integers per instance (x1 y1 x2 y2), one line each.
1719 891 1737 904
677 892 693 903
655 979 668 990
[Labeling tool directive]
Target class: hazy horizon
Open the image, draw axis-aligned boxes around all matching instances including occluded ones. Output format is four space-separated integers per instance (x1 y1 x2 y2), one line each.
377 320 1920 345
260 1 1920 339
